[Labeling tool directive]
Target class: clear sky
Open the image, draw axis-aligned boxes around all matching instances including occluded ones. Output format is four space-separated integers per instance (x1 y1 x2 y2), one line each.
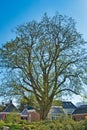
0 0 87 104
0 0 87 45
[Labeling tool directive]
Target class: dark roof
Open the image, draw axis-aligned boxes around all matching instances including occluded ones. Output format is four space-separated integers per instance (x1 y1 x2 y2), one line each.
62 101 76 109
3 102 19 113
73 105 87 114
79 105 87 108
26 106 34 110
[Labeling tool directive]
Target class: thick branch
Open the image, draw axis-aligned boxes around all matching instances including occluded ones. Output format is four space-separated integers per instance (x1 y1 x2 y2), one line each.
56 88 79 95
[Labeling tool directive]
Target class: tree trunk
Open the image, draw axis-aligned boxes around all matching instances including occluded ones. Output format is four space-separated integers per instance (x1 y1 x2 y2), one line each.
39 101 52 120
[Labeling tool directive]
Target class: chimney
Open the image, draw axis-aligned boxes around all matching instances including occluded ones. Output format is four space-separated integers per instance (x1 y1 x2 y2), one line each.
10 100 12 104
2 102 4 106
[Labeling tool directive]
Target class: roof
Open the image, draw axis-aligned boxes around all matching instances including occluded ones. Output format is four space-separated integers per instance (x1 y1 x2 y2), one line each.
73 105 87 114
62 101 76 109
21 106 35 116
26 106 34 110
3 102 19 113
21 108 28 115
49 106 64 114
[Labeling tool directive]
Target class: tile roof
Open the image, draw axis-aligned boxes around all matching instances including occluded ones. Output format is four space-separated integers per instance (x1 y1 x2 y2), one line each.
3 102 19 113
62 101 76 109
73 105 87 114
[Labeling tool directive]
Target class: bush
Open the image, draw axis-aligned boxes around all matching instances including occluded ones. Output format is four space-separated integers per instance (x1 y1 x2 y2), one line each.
8 124 21 130
1 116 87 130
0 120 5 129
5 112 20 124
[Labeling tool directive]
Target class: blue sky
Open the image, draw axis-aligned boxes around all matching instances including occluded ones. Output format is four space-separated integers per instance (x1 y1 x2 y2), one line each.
0 0 87 45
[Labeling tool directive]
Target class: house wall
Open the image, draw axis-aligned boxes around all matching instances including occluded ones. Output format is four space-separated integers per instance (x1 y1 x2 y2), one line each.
72 114 87 121
21 111 40 122
28 111 40 121
63 108 75 114
0 112 20 121
0 114 6 120
48 112 63 120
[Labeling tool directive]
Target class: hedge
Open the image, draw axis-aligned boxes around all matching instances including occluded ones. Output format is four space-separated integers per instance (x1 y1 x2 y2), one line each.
0 117 87 130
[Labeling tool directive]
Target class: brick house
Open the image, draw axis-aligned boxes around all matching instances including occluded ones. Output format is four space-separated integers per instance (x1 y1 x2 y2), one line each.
0 100 20 120
21 106 40 122
72 105 87 120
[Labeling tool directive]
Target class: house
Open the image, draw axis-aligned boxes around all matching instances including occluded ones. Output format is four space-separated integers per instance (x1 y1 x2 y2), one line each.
72 105 87 121
62 101 76 115
48 101 76 120
21 106 40 122
0 100 20 120
48 106 64 120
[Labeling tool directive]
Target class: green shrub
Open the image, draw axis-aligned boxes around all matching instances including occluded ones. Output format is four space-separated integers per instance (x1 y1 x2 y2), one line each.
5 112 20 124
1 116 87 130
11 124 21 129
0 120 5 129
19 119 29 125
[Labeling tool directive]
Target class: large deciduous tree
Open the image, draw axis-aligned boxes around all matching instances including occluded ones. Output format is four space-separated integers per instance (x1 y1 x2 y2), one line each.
0 13 87 119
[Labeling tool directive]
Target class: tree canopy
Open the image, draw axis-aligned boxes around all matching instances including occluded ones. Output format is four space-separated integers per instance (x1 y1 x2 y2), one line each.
0 13 87 119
